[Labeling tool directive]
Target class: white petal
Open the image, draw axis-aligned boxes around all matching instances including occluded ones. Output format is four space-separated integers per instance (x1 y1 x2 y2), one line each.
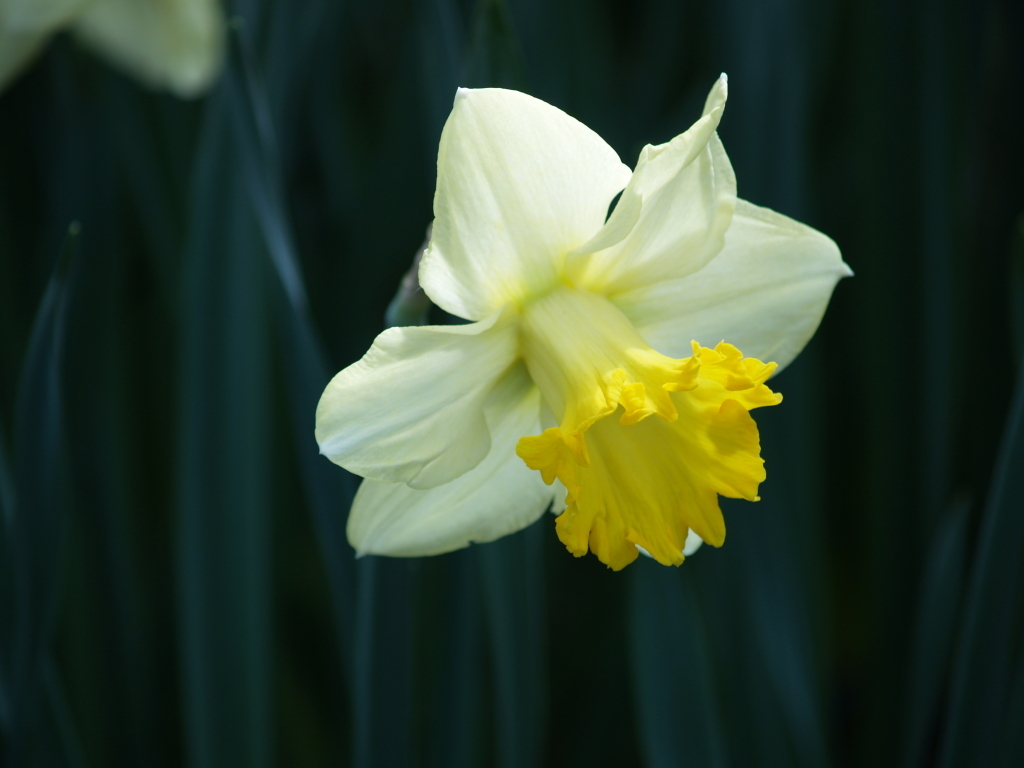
1 0 85 32
72 0 224 98
420 87 632 320
347 363 554 557
0 0 89 92
615 199 852 372
567 75 736 295
0 27 50 93
315 307 519 489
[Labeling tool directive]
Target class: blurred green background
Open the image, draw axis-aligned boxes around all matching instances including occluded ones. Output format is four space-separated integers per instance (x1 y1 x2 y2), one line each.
1 0 1023 766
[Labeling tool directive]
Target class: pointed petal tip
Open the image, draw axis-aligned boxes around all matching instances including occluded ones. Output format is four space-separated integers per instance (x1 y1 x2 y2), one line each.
702 73 729 117
455 86 470 103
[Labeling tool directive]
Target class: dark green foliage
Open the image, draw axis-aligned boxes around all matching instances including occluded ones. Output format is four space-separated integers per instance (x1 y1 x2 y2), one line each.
0 0 1022 766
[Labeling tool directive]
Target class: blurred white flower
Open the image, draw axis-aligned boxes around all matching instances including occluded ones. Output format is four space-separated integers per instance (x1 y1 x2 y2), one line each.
0 0 224 97
316 76 851 570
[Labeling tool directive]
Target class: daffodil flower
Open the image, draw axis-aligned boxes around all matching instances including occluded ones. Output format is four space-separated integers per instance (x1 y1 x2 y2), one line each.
316 76 851 570
0 0 223 97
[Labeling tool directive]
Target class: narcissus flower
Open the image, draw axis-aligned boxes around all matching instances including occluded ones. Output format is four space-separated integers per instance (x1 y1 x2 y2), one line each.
0 0 223 97
316 76 851 570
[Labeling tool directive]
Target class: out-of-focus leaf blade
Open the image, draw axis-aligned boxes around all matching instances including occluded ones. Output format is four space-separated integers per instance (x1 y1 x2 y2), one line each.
477 521 547 768
175 89 273 768
96 74 197 307
226 17 358 678
416 0 466 155
901 497 969 768
0 418 13 734
464 0 526 91
998 652 1024 768
939 356 1024 768
2 224 76 764
1010 214 1024 362
352 557 414 768
40 656 87 768
419 551 486 768
270 284 358 671
732 516 830 768
629 560 729 768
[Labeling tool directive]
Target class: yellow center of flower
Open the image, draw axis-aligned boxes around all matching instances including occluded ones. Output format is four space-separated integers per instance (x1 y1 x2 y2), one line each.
515 285 782 570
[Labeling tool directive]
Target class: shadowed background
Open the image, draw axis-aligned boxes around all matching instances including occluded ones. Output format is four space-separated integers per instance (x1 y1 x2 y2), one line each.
1 0 1023 766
